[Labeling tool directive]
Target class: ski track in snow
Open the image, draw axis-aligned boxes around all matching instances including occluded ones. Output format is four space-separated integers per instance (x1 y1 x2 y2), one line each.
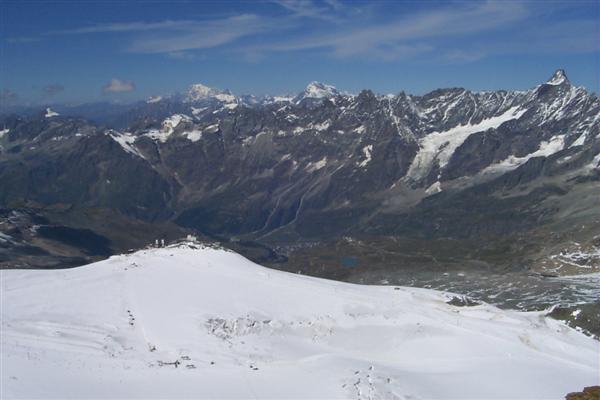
1 243 598 399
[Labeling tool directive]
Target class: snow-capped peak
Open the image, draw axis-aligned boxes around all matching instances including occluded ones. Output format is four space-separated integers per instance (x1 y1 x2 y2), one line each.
188 83 218 99
45 108 60 118
162 114 191 131
546 69 569 86
186 83 236 103
293 82 340 105
303 81 339 99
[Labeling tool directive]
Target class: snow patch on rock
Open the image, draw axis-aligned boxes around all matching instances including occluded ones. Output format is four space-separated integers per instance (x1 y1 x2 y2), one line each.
203 123 219 134
353 125 366 134
570 133 587 148
182 130 203 142
306 156 327 172
311 120 331 132
407 106 527 181
191 107 208 116
146 96 162 104
483 135 565 175
214 93 236 103
163 114 190 132
45 108 59 118
425 181 442 196
145 114 192 143
586 152 600 171
358 145 373 167
107 131 145 158
549 243 600 271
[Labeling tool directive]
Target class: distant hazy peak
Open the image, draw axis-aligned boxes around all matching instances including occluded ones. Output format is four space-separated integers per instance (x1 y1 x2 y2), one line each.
187 83 220 99
303 81 339 98
186 83 236 103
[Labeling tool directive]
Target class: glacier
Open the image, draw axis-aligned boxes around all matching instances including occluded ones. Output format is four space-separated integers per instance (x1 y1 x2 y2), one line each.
1 241 598 399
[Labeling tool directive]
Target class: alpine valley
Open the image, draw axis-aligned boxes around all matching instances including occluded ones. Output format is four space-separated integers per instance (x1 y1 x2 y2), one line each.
1 70 599 316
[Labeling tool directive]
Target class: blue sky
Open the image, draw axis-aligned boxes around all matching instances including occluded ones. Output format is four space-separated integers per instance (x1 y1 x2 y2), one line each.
1 0 599 105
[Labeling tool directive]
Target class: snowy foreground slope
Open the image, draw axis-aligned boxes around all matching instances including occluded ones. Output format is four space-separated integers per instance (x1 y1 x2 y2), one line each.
2 243 599 399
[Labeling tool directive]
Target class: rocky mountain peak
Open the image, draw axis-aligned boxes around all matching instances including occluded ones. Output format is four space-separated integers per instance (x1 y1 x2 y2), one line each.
546 69 569 86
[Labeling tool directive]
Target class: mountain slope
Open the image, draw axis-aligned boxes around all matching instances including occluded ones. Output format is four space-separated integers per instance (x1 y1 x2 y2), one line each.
2 241 598 399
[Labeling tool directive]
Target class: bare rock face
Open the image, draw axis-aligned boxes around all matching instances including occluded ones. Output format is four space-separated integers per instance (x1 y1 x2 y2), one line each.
548 303 600 339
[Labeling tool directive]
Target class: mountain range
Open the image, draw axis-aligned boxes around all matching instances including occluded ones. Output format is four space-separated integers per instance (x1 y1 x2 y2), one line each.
1 69 599 282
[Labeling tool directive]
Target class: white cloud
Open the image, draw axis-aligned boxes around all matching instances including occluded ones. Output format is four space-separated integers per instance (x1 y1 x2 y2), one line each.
102 79 135 94
272 0 339 21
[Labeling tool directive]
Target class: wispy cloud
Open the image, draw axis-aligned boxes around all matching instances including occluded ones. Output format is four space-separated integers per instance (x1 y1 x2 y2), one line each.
7 0 597 64
272 0 341 21
7 16 274 55
434 16 600 62
127 14 275 54
252 1 529 59
166 51 197 60
102 79 135 94
48 20 199 35
511 19 600 54
441 50 486 64
248 0 598 62
6 36 41 44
